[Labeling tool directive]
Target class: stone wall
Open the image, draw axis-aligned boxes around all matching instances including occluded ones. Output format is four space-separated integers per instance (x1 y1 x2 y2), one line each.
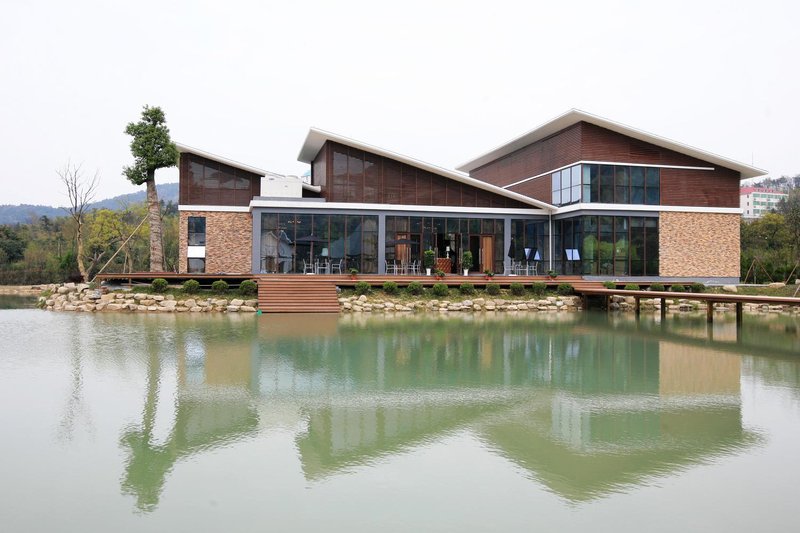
659 212 740 278
179 211 252 274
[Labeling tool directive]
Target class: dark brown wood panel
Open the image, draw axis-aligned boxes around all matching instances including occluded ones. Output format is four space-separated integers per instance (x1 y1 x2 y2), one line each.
508 175 552 204
179 153 260 207
469 124 581 187
660 167 740 207
580 122 728 168
322 141 527 208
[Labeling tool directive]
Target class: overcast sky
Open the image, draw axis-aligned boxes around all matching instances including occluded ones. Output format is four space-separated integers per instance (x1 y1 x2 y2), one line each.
1 0 798 207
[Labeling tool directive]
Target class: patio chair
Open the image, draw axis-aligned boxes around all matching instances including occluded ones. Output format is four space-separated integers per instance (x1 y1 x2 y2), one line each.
330 259 343 274
408 260 420 275
302 259 315 274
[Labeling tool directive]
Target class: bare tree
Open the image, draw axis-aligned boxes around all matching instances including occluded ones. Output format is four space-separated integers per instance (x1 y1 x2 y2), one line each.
58 161 99 282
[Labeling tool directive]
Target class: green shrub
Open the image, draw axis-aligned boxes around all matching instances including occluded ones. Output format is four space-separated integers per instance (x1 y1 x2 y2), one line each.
182 279 200 294
383 281 398 294
239 280 257 296
624 284 640 291
211 280 229 294
649 282 665 292
435 270 446 278
485 283 500 295
461 251 474 271
407 281 423 295
509 282 525 296
459 283 475 295
423 250 435 270
531 281 547 295
690 282 706 293
432 283 449 297
602 281 616 289
557 283 574 296
670 284 686 292
354 281 371 295
151 278 168 293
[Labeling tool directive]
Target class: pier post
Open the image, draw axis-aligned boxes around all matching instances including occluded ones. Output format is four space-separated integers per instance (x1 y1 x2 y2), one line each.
634 296 640 318
660 297 666 321
706 301 714 324
736 302 743 327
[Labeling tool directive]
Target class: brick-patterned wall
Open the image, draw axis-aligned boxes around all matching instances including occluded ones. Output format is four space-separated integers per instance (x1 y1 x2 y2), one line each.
179 211 252 274
659 212 740 278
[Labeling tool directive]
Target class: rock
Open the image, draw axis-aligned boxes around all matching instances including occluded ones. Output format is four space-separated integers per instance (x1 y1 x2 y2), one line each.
473 298 485 306
190 306 202 312
230 299 244 306
244 299 257 307
64 304 76 311
176 306 189 312
147 306 158 311
165 294 175 300
213 299 228 306
768 282 786 288
57 286 71 294
226 306 240 312
358 295 368 302
153 295 165 302
240 306 257 312
160 300 177 308
133 293 146 301
106 303 123 311
462 300 473 307
137 305 148 312
183 299 196 308
721 285 737 293
518 304 528 310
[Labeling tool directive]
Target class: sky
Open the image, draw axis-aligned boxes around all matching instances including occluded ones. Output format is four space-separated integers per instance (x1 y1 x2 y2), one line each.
1 0 798 207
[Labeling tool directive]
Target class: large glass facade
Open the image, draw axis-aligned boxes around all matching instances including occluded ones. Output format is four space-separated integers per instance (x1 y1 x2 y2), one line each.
555 215 659 276
260 213 378 274
386 216 505 274
553 164 660 207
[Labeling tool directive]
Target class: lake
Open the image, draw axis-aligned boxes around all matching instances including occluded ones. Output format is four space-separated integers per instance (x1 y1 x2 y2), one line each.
1 308 799 532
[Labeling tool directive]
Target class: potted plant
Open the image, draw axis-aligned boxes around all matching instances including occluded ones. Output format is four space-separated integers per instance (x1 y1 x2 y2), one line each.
461 251 473 276
349 268 359 280
423 250 435 276
547 269 557 279
435 269 445 280
484 270 494 280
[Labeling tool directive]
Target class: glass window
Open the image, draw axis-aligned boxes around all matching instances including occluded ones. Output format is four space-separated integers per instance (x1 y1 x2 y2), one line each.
600 165 614 203
188 216 205 246
646 168 660 205
188 258 205 273
615 167 629 203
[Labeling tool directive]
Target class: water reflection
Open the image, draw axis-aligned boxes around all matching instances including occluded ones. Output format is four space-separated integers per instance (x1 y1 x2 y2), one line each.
115 312 787 510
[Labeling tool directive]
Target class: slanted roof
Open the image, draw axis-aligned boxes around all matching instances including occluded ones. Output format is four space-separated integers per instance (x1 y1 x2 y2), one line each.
456 109 767 179
297 128 555 211
176 143 320 193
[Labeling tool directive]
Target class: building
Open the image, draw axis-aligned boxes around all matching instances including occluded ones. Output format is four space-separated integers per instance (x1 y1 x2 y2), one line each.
739 186 787 219
177 110 766 283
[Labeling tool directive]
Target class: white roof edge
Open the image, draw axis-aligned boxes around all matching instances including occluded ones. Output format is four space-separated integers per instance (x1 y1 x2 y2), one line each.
176 142 319 192
297 128 555 212
455 109 768 179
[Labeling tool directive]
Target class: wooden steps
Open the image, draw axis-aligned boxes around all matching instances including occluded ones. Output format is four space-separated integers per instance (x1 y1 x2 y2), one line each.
257 277 340 313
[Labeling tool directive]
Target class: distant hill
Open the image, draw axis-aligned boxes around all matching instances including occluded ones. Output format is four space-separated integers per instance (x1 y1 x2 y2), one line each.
0 183 179 225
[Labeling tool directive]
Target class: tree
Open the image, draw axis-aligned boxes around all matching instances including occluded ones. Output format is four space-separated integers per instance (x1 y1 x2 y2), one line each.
58 161 99 282
123 106 178 272
0 226 26 264
777 189 800 256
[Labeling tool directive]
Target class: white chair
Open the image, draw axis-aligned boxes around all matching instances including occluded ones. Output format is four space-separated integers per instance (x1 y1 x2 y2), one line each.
330 259 343 274
385 261 399 275
302 259 315 274
408 260 420 275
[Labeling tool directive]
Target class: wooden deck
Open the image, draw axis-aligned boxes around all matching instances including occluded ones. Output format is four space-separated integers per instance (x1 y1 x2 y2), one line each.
580 288 800 324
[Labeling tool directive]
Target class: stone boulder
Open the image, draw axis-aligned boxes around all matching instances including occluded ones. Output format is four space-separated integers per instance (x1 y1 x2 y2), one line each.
722 285 738 293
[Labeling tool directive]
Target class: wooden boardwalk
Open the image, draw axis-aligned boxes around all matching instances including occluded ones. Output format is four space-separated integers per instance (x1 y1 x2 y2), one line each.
579 288 800 325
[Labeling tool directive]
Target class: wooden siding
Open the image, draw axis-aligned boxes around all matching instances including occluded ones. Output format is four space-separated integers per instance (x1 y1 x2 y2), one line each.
468 121 741 207
580 123 741 207
508 175 552 204
320 141 528 209
469 124 581 188
179 153 261 207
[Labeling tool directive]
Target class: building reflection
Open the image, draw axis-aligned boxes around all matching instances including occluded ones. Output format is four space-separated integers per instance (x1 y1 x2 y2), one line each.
120 313 770 510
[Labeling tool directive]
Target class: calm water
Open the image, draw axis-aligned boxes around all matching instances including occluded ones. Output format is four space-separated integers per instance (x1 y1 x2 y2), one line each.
1 309 799 532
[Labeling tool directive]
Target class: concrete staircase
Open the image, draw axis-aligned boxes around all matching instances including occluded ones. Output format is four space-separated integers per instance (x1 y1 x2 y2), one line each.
257 277 340 313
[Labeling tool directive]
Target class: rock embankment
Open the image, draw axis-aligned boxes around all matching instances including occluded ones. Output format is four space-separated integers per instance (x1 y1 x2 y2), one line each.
339 295 583 313
607 295 800 314
39 283 257 313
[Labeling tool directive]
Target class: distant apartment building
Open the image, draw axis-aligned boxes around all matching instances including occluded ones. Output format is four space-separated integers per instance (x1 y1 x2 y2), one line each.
740 187 787 219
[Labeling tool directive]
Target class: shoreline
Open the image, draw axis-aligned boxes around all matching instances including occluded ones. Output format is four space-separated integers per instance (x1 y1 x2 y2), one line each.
26 283 800 316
